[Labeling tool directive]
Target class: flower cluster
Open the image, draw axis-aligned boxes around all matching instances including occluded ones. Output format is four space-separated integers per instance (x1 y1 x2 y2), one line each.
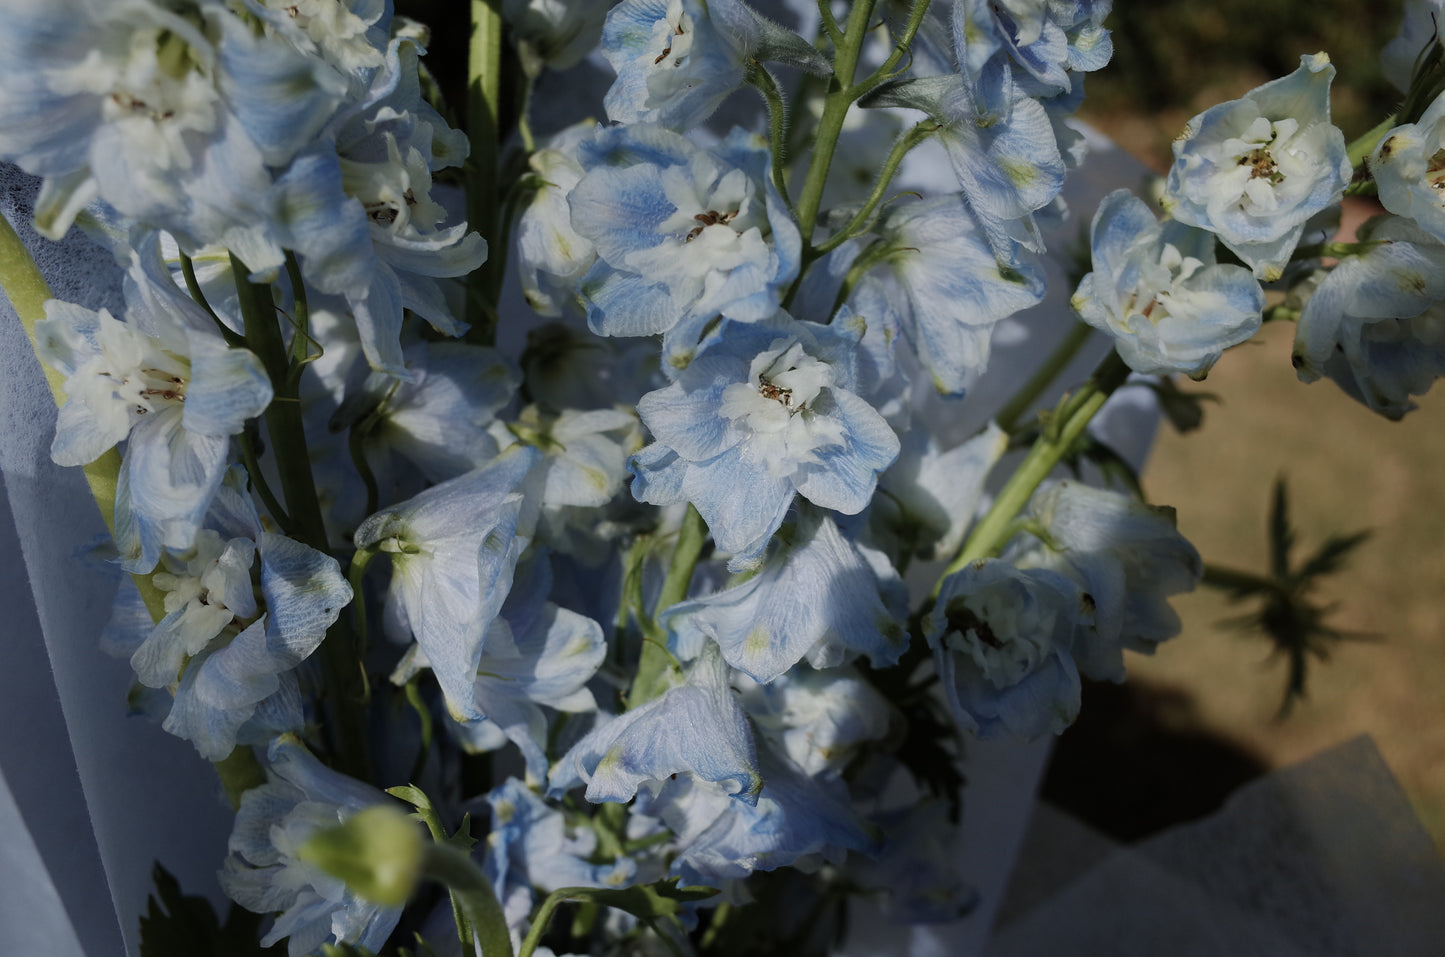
0 0 1435 953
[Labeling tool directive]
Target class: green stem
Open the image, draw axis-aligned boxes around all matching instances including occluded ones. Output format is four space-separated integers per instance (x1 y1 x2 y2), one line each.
466 0 505 344
423 843 512 957
630 505 707 705
815 120 940 256
178 252 244 347
793 0 881 246
1346 113 1397 170
232 256 370 781
816 0 843 46
238 428 290 527
856 0 933 94
827 238 894 319
747 63 796 213
993 321 1096 432
0 212 168 621
934 351 1132 594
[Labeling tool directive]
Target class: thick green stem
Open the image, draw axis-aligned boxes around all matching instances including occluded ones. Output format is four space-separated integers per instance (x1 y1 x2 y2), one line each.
934 351 1132 593
0 212 167 621
793 0 880 245
232 256 370 781
857 0 933 94
993 321 1096 432
629 506 707 704
815 120 941 256
466 0 505 344
423 843 513 957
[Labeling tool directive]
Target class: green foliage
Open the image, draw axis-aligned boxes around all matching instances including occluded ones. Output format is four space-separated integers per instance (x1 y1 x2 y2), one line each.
1204 478 1375 717
138 863 279 957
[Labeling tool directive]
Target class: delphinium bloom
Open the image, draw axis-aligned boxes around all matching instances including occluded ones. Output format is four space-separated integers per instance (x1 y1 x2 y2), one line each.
1010 481 1202 681
550 642 763 805
1072 189 1264 378
925 559 1087 740
1292 214 1445 418
1162 53 1351 281
567 124 801 369
0 0 355 269
106 469 352 759
34 286 272 572
600 0 749 128
629 315 899 569
353 445 541 720
1370 93 1445 242
600 0 827 129
850 194 1047 395
271 39 486 376
220 736 403 956
663 510 907 681
419 554 607 783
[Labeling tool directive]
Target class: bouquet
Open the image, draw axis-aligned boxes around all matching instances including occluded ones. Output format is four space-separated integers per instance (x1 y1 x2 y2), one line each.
0 0 1440 953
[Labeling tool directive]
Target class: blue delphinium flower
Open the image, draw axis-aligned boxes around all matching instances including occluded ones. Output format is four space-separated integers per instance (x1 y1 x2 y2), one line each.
737 666 892 777
34 276 273 572
353 445 541 721
115 468 352 759
1162 53 1351 281
270 39 486 376
1292 214 1445 418
852 194 1047 395
483 778 636 931
1072 189 1264 378
663 510 906 682
600 0 748 128
1010 481 1202 682
567 124 801 369
1370 94 1445 242
220 735 403 956
433 554 607 784
629 315 899 570
925 558 1086 740
549 641 763 805
632 741 873 890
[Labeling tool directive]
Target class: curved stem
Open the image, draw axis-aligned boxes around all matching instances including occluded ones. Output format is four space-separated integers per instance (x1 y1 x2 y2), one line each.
934 351 1132 594
423 843 513 957
178 251 244 347
815 120 941 255
793 0 881 245
856 0 933 94
748 63 796 213
993 321 1096 432
630 505 707 705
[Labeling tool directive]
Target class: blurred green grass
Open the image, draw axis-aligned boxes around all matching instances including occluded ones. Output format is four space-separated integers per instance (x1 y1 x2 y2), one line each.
1080 1 1445 851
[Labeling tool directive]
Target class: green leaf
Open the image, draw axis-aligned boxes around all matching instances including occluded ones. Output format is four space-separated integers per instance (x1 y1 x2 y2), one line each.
139 863 279 957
